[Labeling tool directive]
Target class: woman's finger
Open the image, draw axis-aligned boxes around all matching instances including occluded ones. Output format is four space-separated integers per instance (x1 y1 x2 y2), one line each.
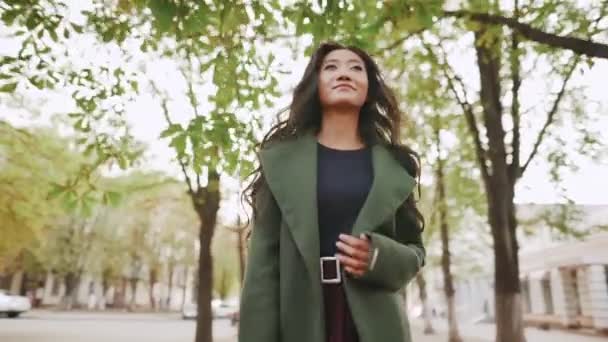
339 234 370 252
336 253 367 271
336 241 368 261
343 265 365 277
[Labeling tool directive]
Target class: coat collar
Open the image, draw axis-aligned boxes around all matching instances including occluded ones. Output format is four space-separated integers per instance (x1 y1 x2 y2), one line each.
259 131 416 282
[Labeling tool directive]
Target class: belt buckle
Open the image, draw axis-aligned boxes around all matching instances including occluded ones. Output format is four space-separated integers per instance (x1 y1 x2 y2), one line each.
320 256 341 284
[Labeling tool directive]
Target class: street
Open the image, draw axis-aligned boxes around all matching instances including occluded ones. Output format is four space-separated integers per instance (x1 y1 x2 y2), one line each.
0 310 237 342
1 311 606 342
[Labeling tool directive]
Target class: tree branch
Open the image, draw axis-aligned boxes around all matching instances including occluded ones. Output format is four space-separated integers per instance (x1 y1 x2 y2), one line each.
509 0 522 185
423 40 491 182
375 28 426 54
444 10 608 59
520 56 580 176
150 80 195 195
179 66 201 118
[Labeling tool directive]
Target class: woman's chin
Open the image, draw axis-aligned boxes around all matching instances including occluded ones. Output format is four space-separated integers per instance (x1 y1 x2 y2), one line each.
324 98 365 109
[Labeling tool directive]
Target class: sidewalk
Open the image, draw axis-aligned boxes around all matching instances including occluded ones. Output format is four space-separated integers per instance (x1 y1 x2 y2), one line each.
410 318 607 342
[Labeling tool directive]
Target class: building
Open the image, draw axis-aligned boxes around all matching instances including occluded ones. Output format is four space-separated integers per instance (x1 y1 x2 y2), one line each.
412 204 608 334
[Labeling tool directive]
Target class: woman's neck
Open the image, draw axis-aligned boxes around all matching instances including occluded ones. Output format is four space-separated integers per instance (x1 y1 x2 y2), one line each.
317 108 365 150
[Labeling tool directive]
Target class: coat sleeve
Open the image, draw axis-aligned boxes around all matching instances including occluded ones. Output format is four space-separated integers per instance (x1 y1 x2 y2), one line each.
355 202 425 292
238 180 281 342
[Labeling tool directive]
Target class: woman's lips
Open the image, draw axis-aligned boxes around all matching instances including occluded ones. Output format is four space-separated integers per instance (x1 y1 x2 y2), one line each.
334 84 355 90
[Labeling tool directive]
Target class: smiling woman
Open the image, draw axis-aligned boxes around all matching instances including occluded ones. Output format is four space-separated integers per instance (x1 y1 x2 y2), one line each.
239 42 426 342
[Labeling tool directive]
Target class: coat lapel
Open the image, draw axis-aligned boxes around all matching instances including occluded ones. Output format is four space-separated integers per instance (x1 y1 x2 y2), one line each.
259 131 417 282
351 144 417 236
259 132 321 282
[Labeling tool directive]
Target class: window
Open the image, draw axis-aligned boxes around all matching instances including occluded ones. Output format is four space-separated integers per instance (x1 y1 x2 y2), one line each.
541 275 554 314
51 276 61 296
604 266 608 293
521 277 532 313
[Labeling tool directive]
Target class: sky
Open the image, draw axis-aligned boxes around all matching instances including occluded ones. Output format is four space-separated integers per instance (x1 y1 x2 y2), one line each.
1 2 607 223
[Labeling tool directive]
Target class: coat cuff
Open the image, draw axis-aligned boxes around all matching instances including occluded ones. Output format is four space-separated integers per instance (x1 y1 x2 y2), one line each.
357 232 424 292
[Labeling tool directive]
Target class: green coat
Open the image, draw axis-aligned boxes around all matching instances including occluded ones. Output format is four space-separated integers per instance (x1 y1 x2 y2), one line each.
238 132 426 342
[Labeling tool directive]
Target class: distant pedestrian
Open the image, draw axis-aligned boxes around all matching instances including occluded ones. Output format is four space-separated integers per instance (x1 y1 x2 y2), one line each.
239 42 426 342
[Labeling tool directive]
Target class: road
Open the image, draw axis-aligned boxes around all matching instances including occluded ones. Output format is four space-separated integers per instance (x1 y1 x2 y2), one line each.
0 311 464 342
1 310 604 342
0 310 237 342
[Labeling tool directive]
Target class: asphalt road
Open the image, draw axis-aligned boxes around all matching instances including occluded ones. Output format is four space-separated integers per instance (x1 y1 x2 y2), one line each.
0 310 237 342
1 310 603 342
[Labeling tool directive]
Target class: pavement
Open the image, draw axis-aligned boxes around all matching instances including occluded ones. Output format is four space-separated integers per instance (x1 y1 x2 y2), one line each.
410 317 608 342
0 309 236 342
1 310 606 342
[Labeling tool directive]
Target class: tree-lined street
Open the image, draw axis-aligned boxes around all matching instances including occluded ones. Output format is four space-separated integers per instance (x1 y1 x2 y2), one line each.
0 311 236 342
1 1 607 341
1 311 604 342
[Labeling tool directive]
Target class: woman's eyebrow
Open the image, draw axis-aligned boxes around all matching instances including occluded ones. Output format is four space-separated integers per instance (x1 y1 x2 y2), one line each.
322 58 363 65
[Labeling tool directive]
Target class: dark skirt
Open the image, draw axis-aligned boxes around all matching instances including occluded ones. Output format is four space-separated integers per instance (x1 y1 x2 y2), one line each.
323 283 359 342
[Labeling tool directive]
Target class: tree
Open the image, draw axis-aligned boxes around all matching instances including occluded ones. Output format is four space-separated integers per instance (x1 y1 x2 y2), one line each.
2 1 606 341
0 121 88 296
1 1 282 339
416 2 606 340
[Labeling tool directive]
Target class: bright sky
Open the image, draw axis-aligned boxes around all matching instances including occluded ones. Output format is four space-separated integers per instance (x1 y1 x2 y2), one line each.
1 2 607 225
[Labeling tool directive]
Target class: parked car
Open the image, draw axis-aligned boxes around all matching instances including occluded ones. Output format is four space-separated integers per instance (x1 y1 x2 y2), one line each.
181 298 239 320
0 290 31 318
181 302 198 320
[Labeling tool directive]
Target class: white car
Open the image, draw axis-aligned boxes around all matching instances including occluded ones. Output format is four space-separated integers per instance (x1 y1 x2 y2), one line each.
181 299 239 320
0 290 31 318
181 303 197 320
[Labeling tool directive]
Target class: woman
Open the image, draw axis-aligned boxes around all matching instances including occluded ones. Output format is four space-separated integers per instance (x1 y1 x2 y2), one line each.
239 41 426 342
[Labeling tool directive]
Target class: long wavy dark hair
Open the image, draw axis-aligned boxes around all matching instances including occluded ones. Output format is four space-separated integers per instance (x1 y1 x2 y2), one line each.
242 41 424 232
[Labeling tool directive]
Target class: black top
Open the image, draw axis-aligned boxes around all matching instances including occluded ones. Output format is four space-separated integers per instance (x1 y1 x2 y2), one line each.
317 142 373 257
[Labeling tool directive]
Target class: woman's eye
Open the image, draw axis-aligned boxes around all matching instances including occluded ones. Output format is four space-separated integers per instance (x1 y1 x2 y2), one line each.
323 64 363 71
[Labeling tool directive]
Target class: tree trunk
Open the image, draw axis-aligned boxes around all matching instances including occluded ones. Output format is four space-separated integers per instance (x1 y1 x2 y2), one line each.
112 277 126 309
237 227 246 287
100 275 109 310
62 272 78 310
473 27 525 342
194 170 221 342
9 269 24 295
434 120 463 342
181 266 189 310
415 273 435 334
129 277 138 311
166 261 175 310
149 268 158 311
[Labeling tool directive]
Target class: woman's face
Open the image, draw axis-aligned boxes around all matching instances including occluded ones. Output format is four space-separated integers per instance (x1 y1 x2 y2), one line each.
318 49 368 111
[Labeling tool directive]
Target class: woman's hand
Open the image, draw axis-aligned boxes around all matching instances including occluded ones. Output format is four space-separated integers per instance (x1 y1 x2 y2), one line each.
336 233 371 277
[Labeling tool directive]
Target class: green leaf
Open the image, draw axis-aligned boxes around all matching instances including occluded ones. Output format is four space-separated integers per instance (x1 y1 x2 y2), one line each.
62 191 79 211
50 29 59 42
117 155 128 170
160 124 182 138
0 82 18 92
170 133 187 156
47 183 66 200
149 0 176 32
105 191 122 206
68 112 83 118
130 80 139 92
71 23 83 33
102 30 113 42
1 10 18 26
